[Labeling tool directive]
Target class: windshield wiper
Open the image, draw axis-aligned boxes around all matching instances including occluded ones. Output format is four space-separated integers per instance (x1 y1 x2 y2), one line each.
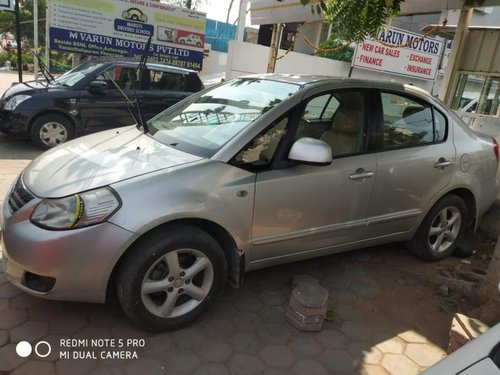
103 70 142 127
136 35 153 134
32 51 55 83
102 35 153 132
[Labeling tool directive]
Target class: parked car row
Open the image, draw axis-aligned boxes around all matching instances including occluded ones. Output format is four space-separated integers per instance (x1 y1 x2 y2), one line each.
1 74 498 331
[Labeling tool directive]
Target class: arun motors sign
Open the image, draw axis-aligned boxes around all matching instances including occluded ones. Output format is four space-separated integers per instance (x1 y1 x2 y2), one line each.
353 26 443 81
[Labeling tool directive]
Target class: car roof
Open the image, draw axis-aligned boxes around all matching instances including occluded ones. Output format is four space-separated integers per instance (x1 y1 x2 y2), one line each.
90 58 198 74
239 73 427 96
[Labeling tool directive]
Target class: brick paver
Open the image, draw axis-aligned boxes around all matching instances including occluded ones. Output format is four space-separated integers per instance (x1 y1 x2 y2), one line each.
405 342 446 367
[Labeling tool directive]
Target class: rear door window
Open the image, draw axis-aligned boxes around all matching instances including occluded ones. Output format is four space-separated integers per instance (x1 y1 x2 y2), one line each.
381 92 446 149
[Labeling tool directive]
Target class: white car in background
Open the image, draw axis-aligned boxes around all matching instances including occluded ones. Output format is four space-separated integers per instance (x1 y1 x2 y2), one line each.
178 34 203 47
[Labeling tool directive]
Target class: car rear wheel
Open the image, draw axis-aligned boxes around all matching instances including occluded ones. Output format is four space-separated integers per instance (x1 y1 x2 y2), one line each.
408 194 468 261
31 114 74 149
117 224 227 331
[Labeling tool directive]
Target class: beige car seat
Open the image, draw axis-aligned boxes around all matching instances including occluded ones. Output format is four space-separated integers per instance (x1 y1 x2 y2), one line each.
320 105 363 156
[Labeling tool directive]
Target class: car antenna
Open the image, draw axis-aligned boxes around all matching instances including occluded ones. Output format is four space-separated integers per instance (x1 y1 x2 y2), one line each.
32 51 55 82
136 34 153 134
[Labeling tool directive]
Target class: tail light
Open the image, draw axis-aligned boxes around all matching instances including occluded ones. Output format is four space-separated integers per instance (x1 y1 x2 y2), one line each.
493 137 499 163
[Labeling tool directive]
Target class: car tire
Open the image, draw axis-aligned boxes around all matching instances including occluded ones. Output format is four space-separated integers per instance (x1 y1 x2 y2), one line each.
31 114 75 149
408 194 468 261
117 224 227 331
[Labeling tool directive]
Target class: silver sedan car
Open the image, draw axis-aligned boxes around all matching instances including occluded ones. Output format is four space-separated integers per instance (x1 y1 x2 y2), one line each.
1 75 499 330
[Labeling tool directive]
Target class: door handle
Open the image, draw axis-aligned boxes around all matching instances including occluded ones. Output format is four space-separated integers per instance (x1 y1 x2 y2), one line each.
349 169 374 180
434 158 452 169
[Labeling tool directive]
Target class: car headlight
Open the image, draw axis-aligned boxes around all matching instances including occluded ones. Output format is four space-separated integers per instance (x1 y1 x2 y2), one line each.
4 95 31 110
31 187 120 230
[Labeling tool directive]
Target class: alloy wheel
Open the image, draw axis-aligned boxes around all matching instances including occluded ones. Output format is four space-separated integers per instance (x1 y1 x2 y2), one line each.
141 249 214 318
428 206 461 253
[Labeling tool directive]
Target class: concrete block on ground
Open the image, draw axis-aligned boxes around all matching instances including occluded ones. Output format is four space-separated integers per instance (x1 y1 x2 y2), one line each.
291 274 319 289
291 281 328 309
287 280 328 332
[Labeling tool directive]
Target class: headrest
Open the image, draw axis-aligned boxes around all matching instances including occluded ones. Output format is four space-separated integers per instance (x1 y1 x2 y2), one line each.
333 108 362 134
402 106 423 119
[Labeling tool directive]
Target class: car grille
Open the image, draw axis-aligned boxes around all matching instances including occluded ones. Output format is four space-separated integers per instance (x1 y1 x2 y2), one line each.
8 177 35 213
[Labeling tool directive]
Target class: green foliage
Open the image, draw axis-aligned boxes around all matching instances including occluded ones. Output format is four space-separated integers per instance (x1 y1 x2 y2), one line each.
301 0 486 43
0 50 9 65
160 0 205 9
316 37 354 62
317 0 404 43
464 0 485 5
0 0 47 46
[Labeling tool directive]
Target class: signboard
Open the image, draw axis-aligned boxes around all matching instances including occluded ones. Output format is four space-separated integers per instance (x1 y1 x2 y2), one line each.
250 0 324 25
48 0 206 70
0 0 15 12
353 27 443 81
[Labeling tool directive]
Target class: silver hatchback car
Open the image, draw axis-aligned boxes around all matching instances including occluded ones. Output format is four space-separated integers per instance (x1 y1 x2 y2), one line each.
1 75 499 330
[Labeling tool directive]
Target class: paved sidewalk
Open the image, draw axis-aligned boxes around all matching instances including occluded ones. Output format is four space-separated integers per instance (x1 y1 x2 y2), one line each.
0 244 453 375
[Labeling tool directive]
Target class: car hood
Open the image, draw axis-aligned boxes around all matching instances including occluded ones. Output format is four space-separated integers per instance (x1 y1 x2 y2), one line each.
1 80 62 101
22 126 203 198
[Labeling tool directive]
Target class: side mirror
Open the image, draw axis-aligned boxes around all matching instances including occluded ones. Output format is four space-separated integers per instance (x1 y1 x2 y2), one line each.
88 81 108 94
288 137 332 165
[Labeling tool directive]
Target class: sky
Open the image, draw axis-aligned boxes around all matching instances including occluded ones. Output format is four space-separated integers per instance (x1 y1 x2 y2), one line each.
197 0 252 25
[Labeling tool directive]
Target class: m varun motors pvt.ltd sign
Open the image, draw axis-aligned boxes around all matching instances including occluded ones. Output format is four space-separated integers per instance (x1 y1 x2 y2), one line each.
353 26 443 81
48 0 206 70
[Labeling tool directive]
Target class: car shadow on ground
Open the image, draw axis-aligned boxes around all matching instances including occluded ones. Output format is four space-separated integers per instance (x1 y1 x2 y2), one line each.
0 135 42 161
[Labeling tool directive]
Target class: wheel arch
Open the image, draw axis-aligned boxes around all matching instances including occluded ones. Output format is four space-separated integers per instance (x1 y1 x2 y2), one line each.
446 187 477 228
29 110 78 133
411 187 477 239
106 218 244 301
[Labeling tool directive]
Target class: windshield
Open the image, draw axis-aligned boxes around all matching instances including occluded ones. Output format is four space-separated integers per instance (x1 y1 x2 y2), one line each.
148 78 300 157
55 61 105 87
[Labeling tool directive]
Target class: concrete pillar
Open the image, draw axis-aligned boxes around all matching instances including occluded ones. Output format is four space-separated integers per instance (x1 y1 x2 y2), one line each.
294 21 323 55
237 0 248 42
439 7 473 105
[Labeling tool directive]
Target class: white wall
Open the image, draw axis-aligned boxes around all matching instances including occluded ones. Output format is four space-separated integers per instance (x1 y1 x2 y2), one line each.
226 40 351 79
201 49 228 76
225 40 434 93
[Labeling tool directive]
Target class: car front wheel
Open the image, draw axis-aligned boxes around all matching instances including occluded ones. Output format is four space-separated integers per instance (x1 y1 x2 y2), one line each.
408 194 468 261
117 224 227 331
31 114 74 149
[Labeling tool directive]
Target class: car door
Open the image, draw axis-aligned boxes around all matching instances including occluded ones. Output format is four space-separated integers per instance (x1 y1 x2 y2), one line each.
136 68 194 121
363 91 455 239
78 65 137 134
239 89 377 265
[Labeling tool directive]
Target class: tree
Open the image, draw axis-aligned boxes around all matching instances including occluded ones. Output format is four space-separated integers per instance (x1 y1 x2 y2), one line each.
298 0 404 43
316 36 354 62
161 0 205 9
300 0 487 44
0 0 47 46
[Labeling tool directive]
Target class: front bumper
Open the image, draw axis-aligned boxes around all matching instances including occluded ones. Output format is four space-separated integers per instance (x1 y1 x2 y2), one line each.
1 195 138 303
0 109 30 136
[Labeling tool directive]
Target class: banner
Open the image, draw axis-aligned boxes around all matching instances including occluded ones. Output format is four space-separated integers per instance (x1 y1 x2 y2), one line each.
353 26 443 81
48 0 206 71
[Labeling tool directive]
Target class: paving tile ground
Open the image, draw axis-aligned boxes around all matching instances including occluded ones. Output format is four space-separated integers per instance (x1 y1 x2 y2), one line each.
0 78 498 374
